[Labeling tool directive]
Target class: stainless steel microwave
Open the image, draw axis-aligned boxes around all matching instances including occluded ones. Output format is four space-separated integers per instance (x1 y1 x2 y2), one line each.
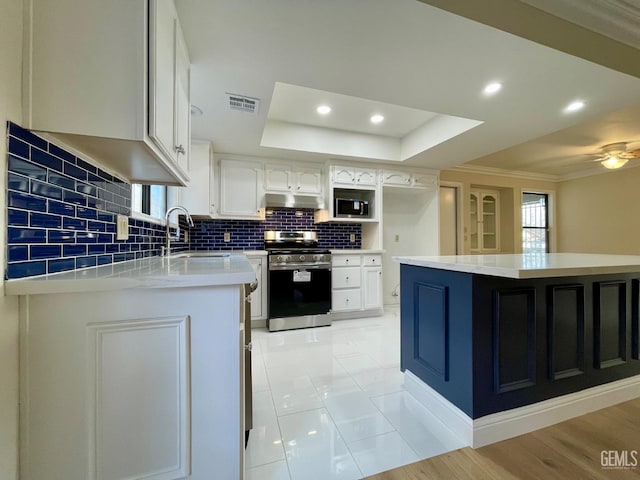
335 198 369 217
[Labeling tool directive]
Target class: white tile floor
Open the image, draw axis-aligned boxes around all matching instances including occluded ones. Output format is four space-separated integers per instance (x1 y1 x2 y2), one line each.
246 308 466 479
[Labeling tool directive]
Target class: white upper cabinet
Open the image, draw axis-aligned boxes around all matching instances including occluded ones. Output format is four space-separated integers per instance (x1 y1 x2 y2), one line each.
219 159 265 219
180 142 215 217
332 166 378 186
265 163 323 195
381 169 437 190
25 0 190 185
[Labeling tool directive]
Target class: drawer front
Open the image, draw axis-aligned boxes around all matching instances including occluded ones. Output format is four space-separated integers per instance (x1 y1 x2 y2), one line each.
332 289 362 311
332 255 362 267
362 254 382 267
332 267 361 289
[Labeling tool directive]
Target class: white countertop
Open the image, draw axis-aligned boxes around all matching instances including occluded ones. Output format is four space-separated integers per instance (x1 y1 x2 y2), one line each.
393 253 640 279
5 252 256 296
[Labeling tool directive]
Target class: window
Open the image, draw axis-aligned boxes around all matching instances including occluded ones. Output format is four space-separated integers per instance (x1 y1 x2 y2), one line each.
132 184 167 221
522 192 548 253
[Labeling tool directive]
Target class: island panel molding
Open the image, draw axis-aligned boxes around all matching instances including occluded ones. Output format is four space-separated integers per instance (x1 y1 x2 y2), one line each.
399 259 640 419
634 280 640 360
413 282 450 381
547 284 585 381
492 287 537 394
594 280 627 369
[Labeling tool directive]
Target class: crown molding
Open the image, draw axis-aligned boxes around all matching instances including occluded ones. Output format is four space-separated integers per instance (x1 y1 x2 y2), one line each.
448 164 561 182
520 0 640 50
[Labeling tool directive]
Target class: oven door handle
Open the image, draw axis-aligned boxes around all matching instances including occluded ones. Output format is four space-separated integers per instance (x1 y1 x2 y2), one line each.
268 264 332 271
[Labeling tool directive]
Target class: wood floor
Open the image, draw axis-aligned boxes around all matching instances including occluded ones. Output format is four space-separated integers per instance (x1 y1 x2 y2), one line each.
365 398 640 480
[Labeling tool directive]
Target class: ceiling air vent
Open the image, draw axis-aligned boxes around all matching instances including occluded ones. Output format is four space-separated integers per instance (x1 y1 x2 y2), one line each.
227 93 260 114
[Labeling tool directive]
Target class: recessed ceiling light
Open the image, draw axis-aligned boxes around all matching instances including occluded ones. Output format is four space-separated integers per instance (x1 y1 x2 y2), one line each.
316 105 331 115
370 114 384 124
483 82 502 95
564 100 585 113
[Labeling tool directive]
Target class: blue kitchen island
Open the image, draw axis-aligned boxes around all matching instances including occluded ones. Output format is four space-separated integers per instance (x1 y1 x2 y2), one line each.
395 253 640 446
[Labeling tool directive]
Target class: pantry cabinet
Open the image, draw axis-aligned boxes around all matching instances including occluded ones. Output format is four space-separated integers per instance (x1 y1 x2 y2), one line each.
470 189 500 253
24 0 190 185
219 159 264 220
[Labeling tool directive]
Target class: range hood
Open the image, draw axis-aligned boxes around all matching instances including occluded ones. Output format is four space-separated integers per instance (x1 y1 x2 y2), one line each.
265 193 325 209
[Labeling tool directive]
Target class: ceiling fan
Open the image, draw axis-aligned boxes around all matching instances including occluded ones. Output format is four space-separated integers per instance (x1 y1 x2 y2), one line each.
592 142 640 169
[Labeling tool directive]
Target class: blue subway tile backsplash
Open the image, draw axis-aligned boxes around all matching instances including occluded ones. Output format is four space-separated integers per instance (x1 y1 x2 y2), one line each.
5 121 363 279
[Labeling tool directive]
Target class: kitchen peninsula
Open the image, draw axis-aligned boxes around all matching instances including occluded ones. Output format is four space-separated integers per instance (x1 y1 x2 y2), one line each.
8 253 255 480
395 253 640 447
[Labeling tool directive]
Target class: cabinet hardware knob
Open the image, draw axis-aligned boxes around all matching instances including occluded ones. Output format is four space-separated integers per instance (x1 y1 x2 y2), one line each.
244 342 253 351
175 144 185 155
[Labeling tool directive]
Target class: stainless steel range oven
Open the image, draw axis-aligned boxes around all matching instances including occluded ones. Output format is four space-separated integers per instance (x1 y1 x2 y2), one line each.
265 231 332 332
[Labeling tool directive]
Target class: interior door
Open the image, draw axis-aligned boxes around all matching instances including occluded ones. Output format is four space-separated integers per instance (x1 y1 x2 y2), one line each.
439 186 458 255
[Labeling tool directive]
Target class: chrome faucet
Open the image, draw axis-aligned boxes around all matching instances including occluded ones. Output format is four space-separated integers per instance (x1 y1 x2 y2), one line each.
162 206 194 256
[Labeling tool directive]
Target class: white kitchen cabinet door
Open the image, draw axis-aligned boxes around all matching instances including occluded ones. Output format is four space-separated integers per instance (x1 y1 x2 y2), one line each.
332 289 362 312
355 168 377 186
181 142 215 216
362 266 383 310
382 170 412 186
412 173 437 189
219 160 264 219
295 166 323 194
265 164 292 193
470 189 500 253
174 22 191 173
332 166 357 185
248 257 267 320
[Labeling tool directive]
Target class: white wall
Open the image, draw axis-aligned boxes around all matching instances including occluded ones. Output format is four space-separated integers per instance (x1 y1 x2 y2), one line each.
381 188 438 305
0 0 22 478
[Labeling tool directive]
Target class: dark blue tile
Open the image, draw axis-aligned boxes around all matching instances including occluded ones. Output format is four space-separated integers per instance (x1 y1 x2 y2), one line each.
124 253 135 261
88 244 106 255
88 221 105 232
48 200 76 216
130 244 140 251
105 223 116 233
7 137 29 159
8 245 28 262
7 261 46 279
97 212 114 223
30 245 62 260
97 255 113 265
9 123 47 150
48 230 75 243
76 232 97 243
8 155 47 180
48 143 76 163
62 217 87 230
8 209 29 226
76 256 97 269
98 233 113 243
48 171 75 190
77 207 97 219
8 227 46 244
76 158 97 173
63 163 87 181
95 169 111 181
86 197 101 209
62 190 87 206
114 254 127 262
31 148 62 171
105 244 119 253
48 258 76 274
8 191 47 212
119 244 131 252
63 244 86 257
30 212 62 229
98 189 114 202
8 172 30 193
31 180 63 200
87 172 103 185
76 182 97 197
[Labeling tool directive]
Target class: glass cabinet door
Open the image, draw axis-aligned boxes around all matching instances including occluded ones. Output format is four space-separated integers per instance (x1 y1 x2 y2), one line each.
482 194 496 250
470 192 479 250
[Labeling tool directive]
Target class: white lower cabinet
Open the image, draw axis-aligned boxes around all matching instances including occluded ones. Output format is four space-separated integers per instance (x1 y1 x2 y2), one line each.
19 285 246 480
331 253 382 314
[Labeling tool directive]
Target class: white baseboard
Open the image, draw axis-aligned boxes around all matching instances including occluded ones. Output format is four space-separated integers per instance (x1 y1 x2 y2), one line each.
403 370 640 448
